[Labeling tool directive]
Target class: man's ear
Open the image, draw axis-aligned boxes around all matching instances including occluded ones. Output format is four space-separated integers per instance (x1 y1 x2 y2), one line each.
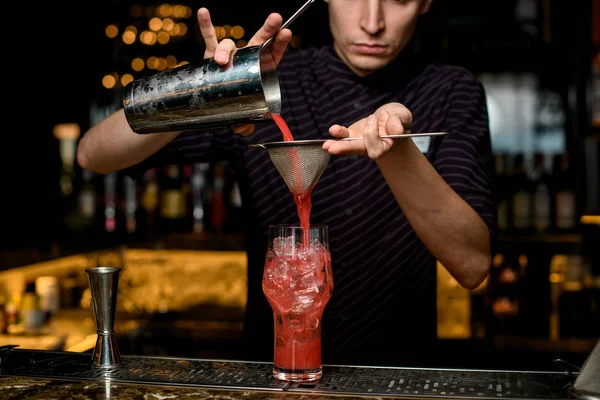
420 0 433 14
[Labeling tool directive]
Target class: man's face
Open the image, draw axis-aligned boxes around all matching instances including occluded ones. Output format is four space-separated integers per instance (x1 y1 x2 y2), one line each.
325 0 432 77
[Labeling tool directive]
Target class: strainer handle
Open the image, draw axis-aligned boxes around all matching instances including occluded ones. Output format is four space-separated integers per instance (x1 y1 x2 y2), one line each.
261 0 317 50
340 132 449 141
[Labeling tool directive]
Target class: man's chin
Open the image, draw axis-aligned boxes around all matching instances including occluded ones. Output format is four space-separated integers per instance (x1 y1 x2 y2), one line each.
348 55 391 76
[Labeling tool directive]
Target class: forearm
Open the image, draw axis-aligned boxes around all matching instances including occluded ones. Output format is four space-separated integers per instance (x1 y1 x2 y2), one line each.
376 140 491 290
77 109 181 174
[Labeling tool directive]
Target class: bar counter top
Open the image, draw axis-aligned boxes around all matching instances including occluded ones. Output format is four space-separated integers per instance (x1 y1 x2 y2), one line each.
0 375 389 400
0 347 580 400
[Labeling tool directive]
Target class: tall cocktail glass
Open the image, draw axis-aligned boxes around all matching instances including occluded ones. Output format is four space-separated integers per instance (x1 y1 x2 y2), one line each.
262 224 333 382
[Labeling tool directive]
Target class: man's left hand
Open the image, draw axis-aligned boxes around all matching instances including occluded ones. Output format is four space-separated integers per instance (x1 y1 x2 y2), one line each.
323 102 413 159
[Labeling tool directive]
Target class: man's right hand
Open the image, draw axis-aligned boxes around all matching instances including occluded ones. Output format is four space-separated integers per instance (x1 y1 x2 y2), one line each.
197 8 292 136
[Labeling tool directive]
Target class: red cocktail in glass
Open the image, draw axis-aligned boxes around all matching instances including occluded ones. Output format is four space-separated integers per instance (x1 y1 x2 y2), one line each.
262 224 333 382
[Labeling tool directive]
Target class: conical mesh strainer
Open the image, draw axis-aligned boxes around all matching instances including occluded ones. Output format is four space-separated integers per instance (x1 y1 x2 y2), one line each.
249 140 331 196
248 132 449 196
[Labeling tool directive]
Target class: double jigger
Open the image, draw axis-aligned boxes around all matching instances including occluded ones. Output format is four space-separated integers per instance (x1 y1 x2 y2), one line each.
85 266 122 369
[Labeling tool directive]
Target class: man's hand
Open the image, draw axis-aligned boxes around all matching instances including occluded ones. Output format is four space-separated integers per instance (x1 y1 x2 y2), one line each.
323 103 413 159
197 8 292 136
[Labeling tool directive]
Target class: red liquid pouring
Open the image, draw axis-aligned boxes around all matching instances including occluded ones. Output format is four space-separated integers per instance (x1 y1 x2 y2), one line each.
265 114 333 379
271 114 312 242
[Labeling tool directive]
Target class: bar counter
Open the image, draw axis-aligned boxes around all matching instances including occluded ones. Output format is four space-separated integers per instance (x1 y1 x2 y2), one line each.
0 347 579 400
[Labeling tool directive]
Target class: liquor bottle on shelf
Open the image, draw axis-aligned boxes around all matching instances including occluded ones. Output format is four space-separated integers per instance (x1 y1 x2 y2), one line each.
210 162 227 233
191 163 210 234
104 172 118 234
510 154 535 235
139 168 159 232
78 169 98 230
158 164 189 233
494 153 510 233
532 152 553 233
486 252 522 336
123 175 138 234
553 152 577 233
592 51 600 127
224 166 244 233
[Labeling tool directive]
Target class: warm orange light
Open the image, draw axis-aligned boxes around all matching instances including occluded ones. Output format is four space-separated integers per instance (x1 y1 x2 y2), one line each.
105 25 118 39
183 6 192 18
165 55 177 69
147 56 159 70
178 22 187 36
122 30 136 44
149 17 162 31
102 74 117 89
215 26 225 40
581 215 600 225
235 40 247 48
53 123 80 140
121 74 134 87
157 31 170 45
172 5 186 18
125 25 138 34
162 17 174 31
157 58 167 70
131 58 145 71
231 25 244 39
158 4 173 17
223 25 232 38
141 31 157 45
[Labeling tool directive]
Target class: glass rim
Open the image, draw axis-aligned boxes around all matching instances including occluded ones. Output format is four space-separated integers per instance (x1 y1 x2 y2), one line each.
268 224 328 230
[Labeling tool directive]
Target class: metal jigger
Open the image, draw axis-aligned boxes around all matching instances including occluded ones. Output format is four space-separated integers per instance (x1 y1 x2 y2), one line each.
86 267 121 368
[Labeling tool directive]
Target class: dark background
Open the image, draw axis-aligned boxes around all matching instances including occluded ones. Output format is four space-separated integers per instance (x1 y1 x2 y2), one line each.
2 0 592 252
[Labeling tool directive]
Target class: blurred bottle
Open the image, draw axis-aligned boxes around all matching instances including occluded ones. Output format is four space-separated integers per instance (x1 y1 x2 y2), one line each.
592 52 600 127
511 154 535 234
104 172 118 233
211 163 227 232
553 152 577 232
123 175 138 234
224 167 244 233
21 281 45 332
494 153 510 233
191 163 210 233
35 276 60 322
79 169 98 228
159 165 188 232
140 168 159 232
532 152 552 233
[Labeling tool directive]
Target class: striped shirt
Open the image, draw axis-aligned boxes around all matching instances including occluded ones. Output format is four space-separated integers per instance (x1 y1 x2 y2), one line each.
131 45 495 366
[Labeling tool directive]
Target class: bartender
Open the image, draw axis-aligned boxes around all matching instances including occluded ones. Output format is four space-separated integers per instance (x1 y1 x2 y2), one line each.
77 0 494 367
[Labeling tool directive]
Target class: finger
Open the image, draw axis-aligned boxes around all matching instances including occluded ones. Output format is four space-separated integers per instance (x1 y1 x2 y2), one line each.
232 124 256 136
385 114 406 135
269 29 293 66
198 8 218 58
214 38 236 65
322 138 367 156
328 124 350 138
363 114 388 159
248 13 283 46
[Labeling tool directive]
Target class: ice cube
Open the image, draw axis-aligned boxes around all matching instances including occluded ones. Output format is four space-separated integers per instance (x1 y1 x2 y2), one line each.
273 237 287 256
276 335 287 347
289 318 302 332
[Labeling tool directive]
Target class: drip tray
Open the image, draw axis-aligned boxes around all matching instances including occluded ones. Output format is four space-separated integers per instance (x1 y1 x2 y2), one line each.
0 349 576 399
0 349 286 392
287 365 576 399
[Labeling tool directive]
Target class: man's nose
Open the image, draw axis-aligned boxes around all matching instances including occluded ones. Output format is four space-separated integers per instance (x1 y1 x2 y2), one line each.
360 0 385 35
